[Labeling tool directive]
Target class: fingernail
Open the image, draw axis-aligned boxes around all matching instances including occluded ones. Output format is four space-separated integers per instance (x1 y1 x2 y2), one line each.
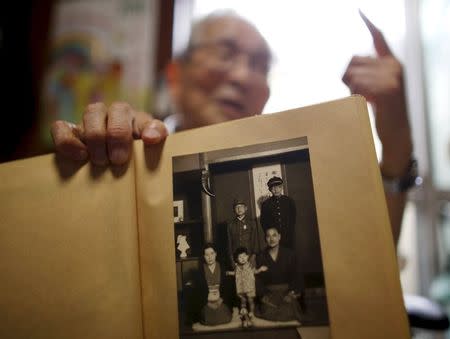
110 146 129 165
143 127 161 141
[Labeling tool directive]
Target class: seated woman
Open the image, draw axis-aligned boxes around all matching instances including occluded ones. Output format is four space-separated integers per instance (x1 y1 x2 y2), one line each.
192 243 233 326
255 226 303 322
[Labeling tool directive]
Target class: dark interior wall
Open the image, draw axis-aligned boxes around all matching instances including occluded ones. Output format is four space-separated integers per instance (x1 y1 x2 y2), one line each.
1 1 54 162
210 166 252 264
212 168 254 221
209 149 324 285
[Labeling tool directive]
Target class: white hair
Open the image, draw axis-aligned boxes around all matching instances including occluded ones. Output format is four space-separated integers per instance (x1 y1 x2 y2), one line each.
178 9 272 64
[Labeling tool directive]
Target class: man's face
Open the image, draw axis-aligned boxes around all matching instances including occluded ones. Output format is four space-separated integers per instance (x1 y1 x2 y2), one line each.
270 184 283 197
204 247 217 265
234 203 247 217
266 228 281 248
237 252 249 265
174 16 271 129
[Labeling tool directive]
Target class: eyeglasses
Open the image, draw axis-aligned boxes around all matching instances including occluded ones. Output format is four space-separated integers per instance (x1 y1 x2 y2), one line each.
186 39 271 77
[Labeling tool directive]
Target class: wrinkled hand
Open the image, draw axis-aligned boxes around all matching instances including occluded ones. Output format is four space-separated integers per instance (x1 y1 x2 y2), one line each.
342 11 412 176
51 102 168 166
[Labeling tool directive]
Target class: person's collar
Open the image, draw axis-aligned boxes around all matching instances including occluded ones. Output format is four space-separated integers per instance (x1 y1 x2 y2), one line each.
205 262 216 272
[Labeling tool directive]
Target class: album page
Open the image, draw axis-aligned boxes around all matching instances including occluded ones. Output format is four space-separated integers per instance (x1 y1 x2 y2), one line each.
135 95 409 339
0 155 143 339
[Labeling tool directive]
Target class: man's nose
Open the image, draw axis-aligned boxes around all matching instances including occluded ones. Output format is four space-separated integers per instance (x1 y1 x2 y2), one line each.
226 55 252 89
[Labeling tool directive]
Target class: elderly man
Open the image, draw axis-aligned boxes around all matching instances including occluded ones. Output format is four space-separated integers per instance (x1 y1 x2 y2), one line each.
51 10 413 248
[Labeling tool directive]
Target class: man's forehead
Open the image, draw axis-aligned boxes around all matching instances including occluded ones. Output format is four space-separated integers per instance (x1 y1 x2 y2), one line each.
201 16 269 53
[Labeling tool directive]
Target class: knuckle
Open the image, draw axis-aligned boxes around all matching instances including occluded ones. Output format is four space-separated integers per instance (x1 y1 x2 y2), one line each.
52 119 66 128
51 120 67 133
86 102 106 114
110 101 131 112
84 130 105 144
349 55 362 65
342 70 349 81
106 126 132 142
342 71 353 85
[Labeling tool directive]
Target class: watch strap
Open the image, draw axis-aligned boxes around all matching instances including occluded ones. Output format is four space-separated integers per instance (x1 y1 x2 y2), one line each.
381 158 421 193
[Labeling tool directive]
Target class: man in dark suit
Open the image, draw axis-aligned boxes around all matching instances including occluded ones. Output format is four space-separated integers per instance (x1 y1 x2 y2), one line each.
260 176 296 248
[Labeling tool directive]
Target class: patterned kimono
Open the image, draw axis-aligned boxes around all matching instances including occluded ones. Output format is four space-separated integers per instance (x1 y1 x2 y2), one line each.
199 262 232 325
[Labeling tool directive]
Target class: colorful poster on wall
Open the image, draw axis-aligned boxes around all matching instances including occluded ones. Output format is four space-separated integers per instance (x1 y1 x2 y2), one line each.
39 0 157 148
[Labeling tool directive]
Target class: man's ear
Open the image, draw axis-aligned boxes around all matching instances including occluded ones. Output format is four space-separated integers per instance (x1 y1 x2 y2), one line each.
165 61 182 100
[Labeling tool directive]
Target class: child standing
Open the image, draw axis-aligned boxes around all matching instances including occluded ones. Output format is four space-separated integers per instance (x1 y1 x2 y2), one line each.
227 247 267 327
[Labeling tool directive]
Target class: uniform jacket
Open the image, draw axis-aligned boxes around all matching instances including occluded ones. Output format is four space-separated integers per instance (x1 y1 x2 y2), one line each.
227 216 265 265
260 195 296 248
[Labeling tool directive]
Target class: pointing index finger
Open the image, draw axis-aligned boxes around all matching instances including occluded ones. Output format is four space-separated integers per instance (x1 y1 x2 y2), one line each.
359 9 392 57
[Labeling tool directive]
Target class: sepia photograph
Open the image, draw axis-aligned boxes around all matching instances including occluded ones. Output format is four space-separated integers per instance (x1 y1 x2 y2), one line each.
172 136 329 337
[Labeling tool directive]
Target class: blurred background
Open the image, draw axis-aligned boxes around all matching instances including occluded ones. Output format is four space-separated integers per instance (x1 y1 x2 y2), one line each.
1 0 449 337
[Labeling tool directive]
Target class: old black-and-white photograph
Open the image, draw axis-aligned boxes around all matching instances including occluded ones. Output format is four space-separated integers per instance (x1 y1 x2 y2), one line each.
172 137 328 337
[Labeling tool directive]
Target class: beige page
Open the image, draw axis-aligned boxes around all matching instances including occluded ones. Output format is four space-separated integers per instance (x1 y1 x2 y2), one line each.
135 95 410 338
0 155 143 339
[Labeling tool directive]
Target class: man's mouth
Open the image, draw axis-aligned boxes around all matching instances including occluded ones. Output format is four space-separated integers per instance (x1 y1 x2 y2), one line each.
216 99 245 118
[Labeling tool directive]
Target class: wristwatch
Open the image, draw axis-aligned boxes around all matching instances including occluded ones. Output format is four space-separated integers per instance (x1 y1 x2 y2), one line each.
381 158 422 193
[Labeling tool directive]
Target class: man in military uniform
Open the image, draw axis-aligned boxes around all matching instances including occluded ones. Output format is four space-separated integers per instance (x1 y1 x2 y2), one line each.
227 198 266 268
260 176 296 248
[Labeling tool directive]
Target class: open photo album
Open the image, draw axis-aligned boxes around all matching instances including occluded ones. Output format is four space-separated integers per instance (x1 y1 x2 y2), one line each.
0 96 409 339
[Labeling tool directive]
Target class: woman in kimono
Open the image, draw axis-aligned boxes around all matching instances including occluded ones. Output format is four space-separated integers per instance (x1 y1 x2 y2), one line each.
194 243 232 326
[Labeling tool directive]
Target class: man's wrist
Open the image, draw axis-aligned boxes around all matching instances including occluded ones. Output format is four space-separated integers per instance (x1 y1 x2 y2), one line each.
380 144 413 177
379 125 413 177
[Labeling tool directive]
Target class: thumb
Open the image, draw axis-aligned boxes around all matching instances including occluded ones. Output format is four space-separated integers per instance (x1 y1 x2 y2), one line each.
359 9 392 57
133 111 168 145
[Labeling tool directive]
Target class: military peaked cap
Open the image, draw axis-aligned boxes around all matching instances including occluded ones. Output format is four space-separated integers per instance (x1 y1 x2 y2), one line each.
267 176 283 189
232 198 247 207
